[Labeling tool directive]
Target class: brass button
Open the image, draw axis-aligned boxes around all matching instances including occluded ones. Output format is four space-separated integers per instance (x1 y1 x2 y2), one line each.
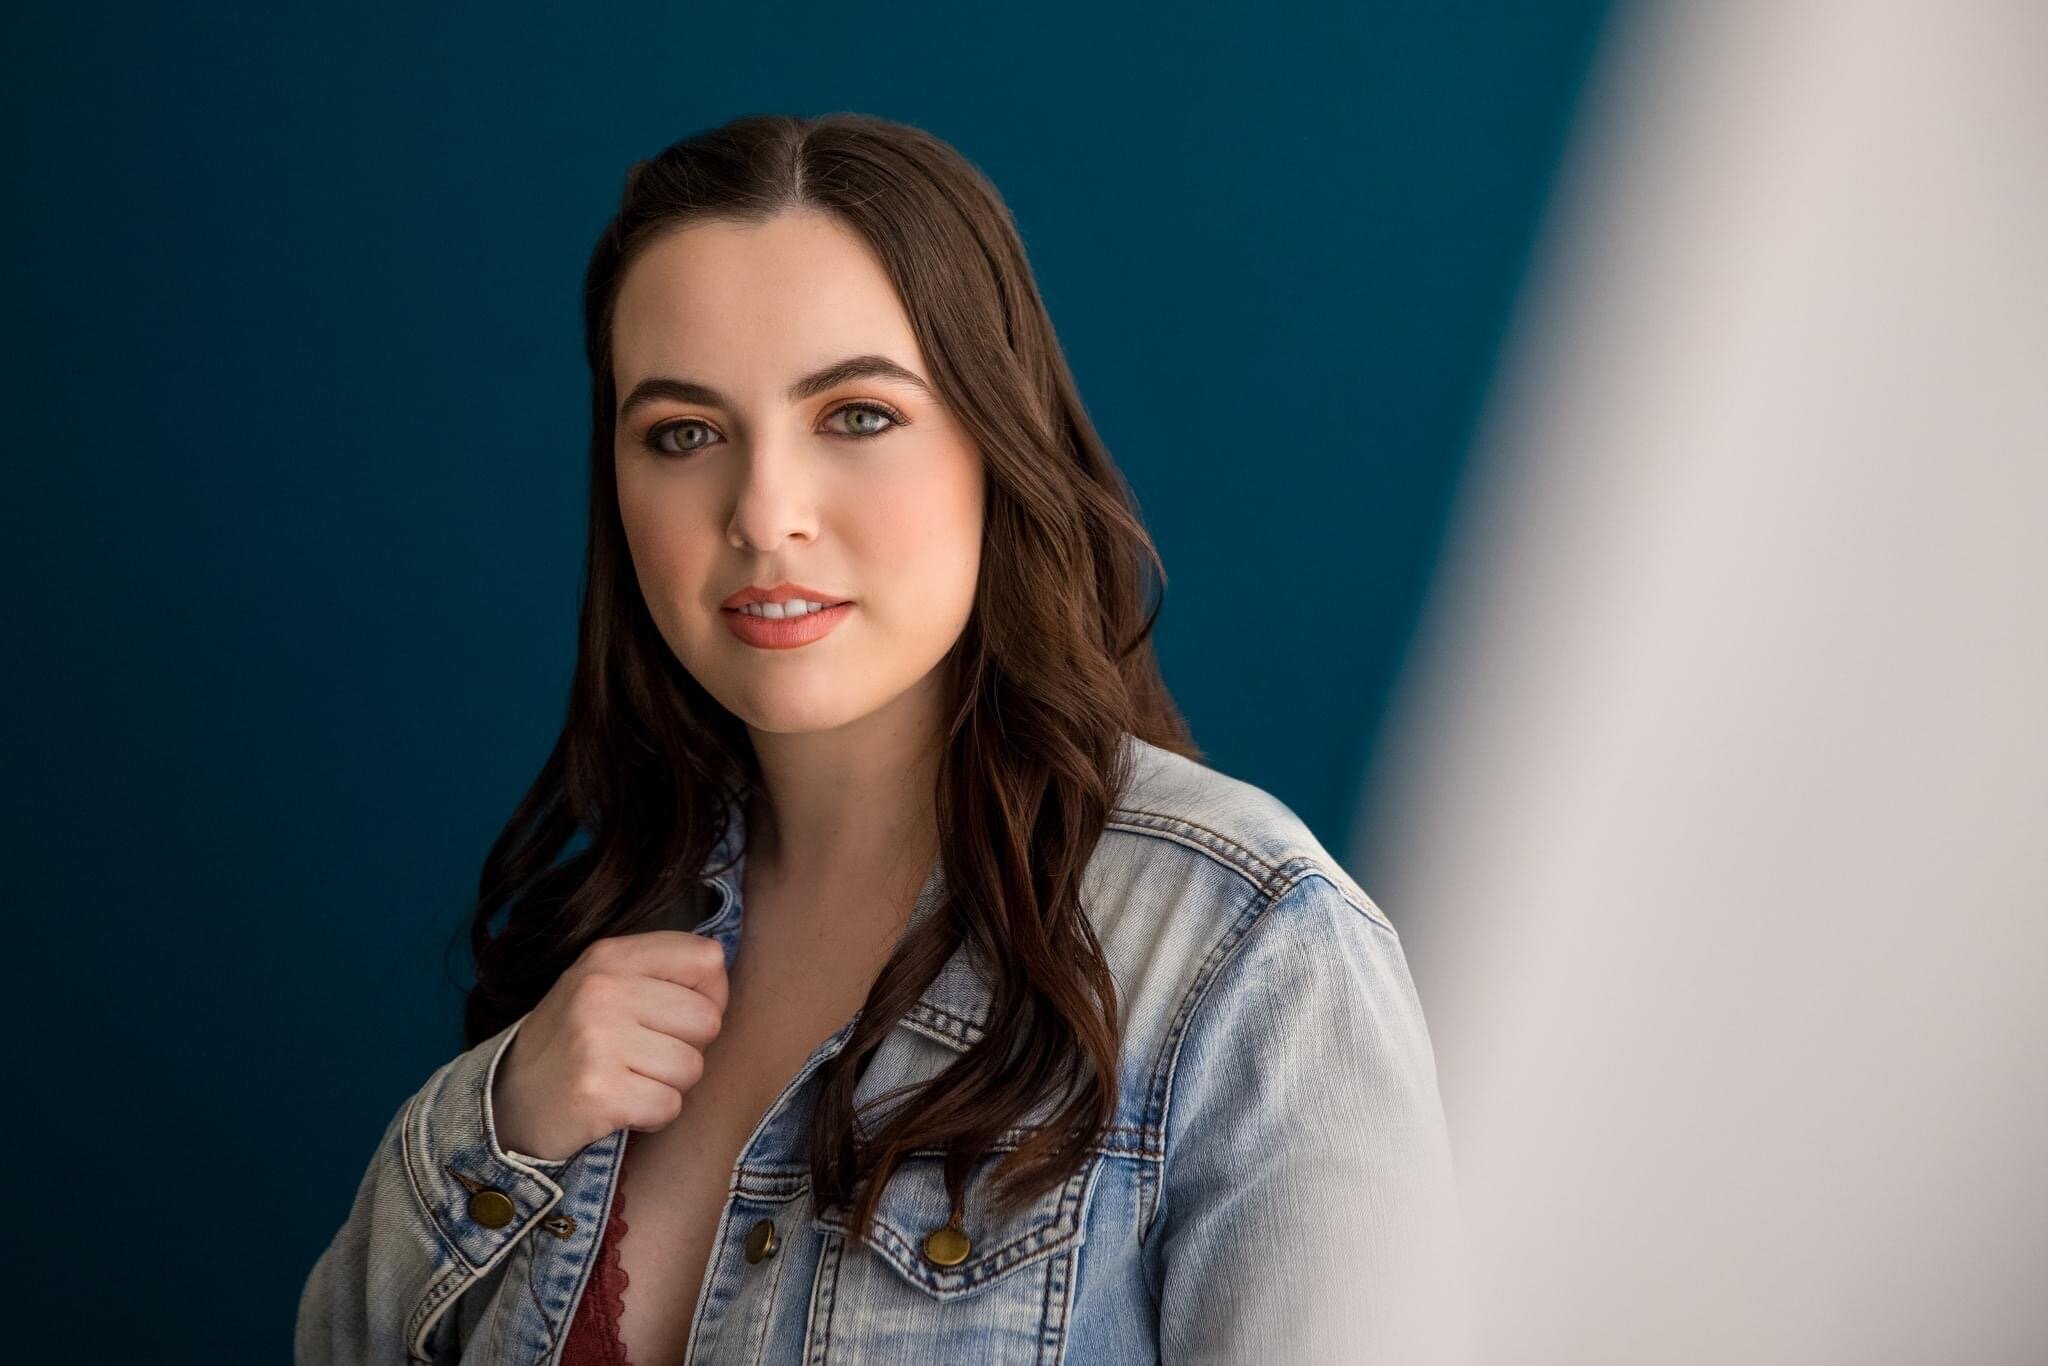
922 1223 971 1267
744 1217 779 1263
467 1188 517 1229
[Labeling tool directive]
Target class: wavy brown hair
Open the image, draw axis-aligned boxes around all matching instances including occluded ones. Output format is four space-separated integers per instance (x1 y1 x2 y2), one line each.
452 111 1199 1244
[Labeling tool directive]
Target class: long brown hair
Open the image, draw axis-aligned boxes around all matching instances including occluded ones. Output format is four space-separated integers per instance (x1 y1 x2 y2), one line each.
455 112 1198 1243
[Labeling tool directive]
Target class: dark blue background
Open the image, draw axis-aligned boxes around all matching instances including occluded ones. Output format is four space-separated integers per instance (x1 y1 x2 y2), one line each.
8 2 1608 1351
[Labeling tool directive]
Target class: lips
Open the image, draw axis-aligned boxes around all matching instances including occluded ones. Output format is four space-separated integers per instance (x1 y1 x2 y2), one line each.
720 599 854 650
720 582 852 610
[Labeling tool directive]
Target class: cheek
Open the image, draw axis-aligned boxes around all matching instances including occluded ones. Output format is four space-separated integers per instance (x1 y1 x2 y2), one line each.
866 455 983 605
617 486 713 631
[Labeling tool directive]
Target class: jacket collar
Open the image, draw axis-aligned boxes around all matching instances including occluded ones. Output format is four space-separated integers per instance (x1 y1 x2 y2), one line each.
691 792 992 1055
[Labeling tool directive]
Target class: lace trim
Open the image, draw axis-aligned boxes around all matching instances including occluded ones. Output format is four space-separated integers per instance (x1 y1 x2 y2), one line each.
561 1149 635 1366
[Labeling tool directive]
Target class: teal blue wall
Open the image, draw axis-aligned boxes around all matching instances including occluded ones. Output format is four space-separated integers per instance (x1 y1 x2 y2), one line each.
8 1 1611 1349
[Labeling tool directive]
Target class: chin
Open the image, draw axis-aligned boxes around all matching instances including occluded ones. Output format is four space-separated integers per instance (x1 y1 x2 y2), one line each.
742 710 857 736
717 681 874 736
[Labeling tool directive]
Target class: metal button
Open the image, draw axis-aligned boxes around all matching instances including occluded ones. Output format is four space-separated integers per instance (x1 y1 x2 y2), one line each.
744 1217 779 1263
922 1223 971 1267
467 1188 517 1229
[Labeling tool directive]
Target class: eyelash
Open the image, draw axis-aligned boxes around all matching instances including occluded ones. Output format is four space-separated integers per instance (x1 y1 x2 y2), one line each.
639 400 908 457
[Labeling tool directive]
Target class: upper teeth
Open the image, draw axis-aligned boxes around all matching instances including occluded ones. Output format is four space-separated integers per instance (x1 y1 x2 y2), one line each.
739 599 835 619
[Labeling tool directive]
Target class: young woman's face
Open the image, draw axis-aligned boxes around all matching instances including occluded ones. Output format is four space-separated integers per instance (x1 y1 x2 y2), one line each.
610 209 985 736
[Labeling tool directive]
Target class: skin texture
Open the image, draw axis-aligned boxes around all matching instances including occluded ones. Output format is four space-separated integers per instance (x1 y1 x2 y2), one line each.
597 207 988 1363
611 208 984 897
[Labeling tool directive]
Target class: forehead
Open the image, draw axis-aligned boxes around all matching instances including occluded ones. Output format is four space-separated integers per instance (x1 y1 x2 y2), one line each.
610 210 924 390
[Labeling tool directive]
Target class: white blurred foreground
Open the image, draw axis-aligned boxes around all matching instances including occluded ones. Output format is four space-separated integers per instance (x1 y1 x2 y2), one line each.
1358 1 2048 1361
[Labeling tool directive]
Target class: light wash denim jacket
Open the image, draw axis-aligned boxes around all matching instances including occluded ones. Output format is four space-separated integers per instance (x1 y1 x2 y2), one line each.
296 734 1471 1364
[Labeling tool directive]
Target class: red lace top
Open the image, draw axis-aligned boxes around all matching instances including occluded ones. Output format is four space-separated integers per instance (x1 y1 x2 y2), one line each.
561 1134 635 1366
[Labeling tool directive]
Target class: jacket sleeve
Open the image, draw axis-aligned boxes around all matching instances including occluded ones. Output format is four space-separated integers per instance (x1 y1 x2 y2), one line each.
1149 871 1475 1365
295 1012 574 1364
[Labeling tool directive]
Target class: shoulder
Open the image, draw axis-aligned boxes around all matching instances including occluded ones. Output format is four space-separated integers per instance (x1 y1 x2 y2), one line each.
1096 731 1393 935
1106 742 1466 1358
1083 735 1408 1119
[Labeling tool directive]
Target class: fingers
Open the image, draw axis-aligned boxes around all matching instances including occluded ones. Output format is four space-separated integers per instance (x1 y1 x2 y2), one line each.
581 930 729 1013
616 1067 688 1134
623 973 725 1049
622 1026 708 1098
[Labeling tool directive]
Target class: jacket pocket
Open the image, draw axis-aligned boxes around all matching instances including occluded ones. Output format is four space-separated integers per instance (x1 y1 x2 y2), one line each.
808 1149 1103 1363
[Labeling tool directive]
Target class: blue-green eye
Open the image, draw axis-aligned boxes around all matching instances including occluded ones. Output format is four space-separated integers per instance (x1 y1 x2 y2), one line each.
828 401 907 438
644 417 720 456
640 400 908 457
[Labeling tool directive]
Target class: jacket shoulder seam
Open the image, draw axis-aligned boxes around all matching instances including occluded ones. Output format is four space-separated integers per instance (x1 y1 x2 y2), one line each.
1137 868 1379 1245
1106 807 1291 896
1108 808 1394 933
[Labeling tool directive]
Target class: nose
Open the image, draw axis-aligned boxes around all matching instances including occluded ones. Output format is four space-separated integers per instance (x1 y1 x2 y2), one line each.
724 437 820 552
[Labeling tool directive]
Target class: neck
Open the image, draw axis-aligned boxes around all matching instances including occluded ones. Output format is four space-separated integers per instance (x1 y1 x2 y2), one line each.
741 697 945 927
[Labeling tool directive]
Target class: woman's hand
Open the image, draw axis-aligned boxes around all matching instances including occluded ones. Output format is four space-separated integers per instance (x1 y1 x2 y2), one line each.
491 930 730 1163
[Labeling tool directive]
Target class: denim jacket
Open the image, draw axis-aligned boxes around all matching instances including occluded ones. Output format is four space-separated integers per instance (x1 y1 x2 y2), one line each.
296 734 1470 1363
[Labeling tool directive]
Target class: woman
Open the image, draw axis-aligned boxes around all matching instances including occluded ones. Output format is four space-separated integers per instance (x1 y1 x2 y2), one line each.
296 112 1468 1365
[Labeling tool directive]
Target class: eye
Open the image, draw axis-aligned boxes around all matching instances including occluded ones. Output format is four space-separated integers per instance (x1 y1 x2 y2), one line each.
824 400 908 440
643 417 722 456
638 401 908 459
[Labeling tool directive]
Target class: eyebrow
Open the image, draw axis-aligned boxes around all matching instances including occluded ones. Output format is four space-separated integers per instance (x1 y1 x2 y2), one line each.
616 353 936 423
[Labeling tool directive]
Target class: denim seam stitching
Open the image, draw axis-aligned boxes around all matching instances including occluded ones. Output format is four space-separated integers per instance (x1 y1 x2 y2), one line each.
399 1085 483 1355
522 1245 556 1355
1137 871 1342 1246
545 1132 625 1366
804 1225 842 1365
1107 812 1394 933
1035 1244 1065 1363
748 1207 791 1364
1106 810 1284 890
818 1157 1096 1297
1037 1165 1093 1361
400 1084 475 1272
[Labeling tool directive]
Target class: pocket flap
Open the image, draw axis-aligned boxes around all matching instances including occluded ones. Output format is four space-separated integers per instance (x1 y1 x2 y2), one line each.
812 1150 1101 1301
